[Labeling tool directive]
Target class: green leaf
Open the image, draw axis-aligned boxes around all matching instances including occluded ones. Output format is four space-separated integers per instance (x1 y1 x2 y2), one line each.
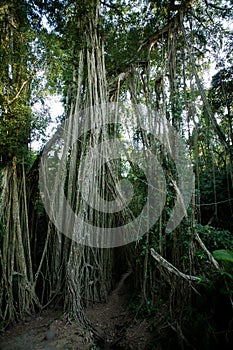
212 249 233 263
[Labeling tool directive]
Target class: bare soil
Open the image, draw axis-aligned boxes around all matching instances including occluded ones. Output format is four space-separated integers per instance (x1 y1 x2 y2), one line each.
0 271 153 350
0 309 93 350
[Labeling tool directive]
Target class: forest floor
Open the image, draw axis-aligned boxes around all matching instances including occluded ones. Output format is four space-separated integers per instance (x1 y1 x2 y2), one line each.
86 270 152 349
0 271 154 350
0 308 93 350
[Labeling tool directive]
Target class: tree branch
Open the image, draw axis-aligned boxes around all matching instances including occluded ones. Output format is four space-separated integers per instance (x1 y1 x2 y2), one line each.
99 0 122 15
193 231 220 269
8 80 28 105
204 0 232 11
150 248 202 282
138 19 176 52
138 0 194 51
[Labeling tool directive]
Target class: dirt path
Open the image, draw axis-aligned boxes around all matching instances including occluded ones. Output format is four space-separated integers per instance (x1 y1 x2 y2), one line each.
0 271 152 350
86 270 151 349
86 270 131 348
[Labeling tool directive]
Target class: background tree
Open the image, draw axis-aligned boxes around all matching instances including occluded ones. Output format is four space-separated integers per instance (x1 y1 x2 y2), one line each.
0 0 41 324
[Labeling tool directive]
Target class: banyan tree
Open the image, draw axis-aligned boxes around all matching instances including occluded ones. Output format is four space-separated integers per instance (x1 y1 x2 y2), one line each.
0 0 232 348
